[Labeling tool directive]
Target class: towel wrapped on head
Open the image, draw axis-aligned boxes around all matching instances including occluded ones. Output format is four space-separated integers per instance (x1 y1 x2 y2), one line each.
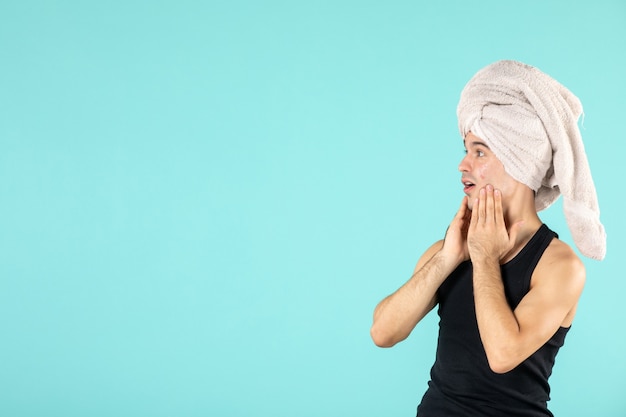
457 60 606 260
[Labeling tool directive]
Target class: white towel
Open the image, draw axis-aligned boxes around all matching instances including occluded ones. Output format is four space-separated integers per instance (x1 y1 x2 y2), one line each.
457 60 606 260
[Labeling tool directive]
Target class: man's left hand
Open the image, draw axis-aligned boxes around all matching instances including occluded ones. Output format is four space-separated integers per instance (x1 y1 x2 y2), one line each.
467 185 523 264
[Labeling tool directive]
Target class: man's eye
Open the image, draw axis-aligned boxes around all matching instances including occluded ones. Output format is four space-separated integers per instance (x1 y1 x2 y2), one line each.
477 150 485 157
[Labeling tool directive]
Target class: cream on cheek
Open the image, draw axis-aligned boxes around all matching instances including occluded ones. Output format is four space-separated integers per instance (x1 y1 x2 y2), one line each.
477 158 516 211
476 161 491 184
476 156 507 189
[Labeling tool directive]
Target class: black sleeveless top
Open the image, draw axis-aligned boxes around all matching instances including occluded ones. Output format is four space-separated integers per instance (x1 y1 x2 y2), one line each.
417 224 569 417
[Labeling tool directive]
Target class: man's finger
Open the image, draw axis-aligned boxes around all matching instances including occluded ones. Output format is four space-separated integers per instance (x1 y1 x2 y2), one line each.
486 185 495 222
455 196 468 219
494 188 504 227
478 187 486 223
469 195 479 229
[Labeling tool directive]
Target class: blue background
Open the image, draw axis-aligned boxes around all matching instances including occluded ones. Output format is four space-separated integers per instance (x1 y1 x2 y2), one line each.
1 1 624 416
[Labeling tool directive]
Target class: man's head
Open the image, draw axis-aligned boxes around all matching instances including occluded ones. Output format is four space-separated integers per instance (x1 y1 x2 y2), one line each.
456 60 606 260
459 132 532 212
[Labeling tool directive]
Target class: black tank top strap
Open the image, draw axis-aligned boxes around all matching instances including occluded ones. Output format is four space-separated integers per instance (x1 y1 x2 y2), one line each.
504 224 557 270
501 224 558 308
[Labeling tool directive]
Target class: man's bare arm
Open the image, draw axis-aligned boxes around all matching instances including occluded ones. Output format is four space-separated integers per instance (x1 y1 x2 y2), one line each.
472 243 585 373
370 198 471 347
370 243 448 347
468 186 586 373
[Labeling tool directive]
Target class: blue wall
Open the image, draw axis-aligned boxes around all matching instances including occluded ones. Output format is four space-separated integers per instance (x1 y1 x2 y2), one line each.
1 1 624 415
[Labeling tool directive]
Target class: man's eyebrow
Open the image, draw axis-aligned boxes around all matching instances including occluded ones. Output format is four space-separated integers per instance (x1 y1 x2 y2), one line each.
466 140 490 149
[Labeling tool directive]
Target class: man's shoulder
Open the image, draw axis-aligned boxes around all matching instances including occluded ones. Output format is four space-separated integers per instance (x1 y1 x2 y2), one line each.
534 237 586 286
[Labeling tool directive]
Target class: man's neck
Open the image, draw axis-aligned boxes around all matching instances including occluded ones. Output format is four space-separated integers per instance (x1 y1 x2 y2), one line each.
501 194 543 263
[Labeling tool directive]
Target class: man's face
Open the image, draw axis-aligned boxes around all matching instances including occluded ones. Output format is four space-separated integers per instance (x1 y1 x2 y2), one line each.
459 132 518 210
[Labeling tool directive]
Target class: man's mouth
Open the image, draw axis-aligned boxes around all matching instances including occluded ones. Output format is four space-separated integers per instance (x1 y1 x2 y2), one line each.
462 180 475 193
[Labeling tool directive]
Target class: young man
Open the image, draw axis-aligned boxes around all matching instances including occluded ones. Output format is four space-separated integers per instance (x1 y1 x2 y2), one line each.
370 61 606 416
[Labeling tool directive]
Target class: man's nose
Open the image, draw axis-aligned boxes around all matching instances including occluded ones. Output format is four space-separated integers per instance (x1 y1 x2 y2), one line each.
458 155 470 172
